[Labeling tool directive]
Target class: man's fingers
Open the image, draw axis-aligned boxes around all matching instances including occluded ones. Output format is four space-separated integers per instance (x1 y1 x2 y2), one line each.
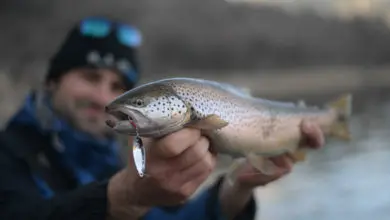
152 128 201 158
179 163 213 199
269 155 293 170
169 136 210 170
178 152 216 184
300 120 325 149
165 153 215 201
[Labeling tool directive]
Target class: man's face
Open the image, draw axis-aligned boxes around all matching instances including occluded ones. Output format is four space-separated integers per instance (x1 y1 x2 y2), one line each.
49 68 127 138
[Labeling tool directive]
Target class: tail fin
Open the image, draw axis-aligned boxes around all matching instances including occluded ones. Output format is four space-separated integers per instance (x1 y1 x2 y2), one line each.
326 93 353 141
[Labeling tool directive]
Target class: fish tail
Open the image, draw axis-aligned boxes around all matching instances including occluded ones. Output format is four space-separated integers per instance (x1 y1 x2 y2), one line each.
326 93 353 141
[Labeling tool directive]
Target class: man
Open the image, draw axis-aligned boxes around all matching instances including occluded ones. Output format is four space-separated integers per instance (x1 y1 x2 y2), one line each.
0 17 324 220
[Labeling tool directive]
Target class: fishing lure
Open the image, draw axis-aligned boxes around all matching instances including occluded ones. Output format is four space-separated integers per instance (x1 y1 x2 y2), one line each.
129 116 146 177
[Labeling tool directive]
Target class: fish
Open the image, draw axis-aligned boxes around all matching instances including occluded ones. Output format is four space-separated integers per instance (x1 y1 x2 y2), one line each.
105 77 352 178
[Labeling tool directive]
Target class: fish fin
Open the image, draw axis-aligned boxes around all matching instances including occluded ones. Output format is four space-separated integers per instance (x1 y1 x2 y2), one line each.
225 158 247 186
330 122 351 141
219 82 253 98
291 149 306 162
326 93 353 141
240 87 252 96
246 153 282 176
186 114 229 130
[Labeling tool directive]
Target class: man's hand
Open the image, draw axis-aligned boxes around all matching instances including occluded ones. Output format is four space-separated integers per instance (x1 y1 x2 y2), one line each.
218 120 325 220
107 128 217 219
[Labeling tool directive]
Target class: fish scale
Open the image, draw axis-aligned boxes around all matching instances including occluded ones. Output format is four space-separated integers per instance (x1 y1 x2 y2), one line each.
106 77 352 177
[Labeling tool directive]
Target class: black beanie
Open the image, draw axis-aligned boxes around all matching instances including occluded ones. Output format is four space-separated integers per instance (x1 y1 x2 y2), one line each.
45 17 141 89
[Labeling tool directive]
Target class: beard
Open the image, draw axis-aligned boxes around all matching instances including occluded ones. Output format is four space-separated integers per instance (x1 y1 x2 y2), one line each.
58 99 116 139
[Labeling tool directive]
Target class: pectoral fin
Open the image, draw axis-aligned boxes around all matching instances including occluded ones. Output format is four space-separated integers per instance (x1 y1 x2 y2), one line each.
290 149 307 162
246 153 283 176
186 114 229 130
225 158 247 186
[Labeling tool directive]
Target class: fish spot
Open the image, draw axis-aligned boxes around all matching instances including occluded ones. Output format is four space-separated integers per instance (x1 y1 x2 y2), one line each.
262 114 277 139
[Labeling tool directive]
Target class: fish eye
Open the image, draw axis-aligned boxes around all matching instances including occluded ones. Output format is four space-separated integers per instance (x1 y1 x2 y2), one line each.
133 99 144 107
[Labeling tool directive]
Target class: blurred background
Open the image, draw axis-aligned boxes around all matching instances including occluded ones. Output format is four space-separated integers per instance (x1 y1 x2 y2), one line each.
1 0 390 219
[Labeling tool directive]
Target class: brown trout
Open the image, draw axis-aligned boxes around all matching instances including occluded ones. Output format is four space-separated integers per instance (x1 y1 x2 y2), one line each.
105 77 352 176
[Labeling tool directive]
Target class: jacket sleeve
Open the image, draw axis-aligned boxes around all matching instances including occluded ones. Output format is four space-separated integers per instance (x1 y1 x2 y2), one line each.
142 175 257 220
0 146 110 220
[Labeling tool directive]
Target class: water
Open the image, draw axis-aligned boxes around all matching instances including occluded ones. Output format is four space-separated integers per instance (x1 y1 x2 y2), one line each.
255 129 390 220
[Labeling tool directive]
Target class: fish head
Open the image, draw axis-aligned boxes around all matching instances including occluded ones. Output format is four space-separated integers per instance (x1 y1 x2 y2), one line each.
105 82 190 137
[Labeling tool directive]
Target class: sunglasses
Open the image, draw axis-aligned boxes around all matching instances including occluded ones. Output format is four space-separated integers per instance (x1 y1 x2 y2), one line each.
79 17 142 48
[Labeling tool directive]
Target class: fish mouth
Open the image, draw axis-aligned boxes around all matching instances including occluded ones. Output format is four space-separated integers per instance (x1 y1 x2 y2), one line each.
105 104 139 129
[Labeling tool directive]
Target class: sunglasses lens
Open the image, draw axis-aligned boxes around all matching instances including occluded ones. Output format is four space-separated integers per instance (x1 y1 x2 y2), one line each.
80 18 110 37
117 25 142 47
